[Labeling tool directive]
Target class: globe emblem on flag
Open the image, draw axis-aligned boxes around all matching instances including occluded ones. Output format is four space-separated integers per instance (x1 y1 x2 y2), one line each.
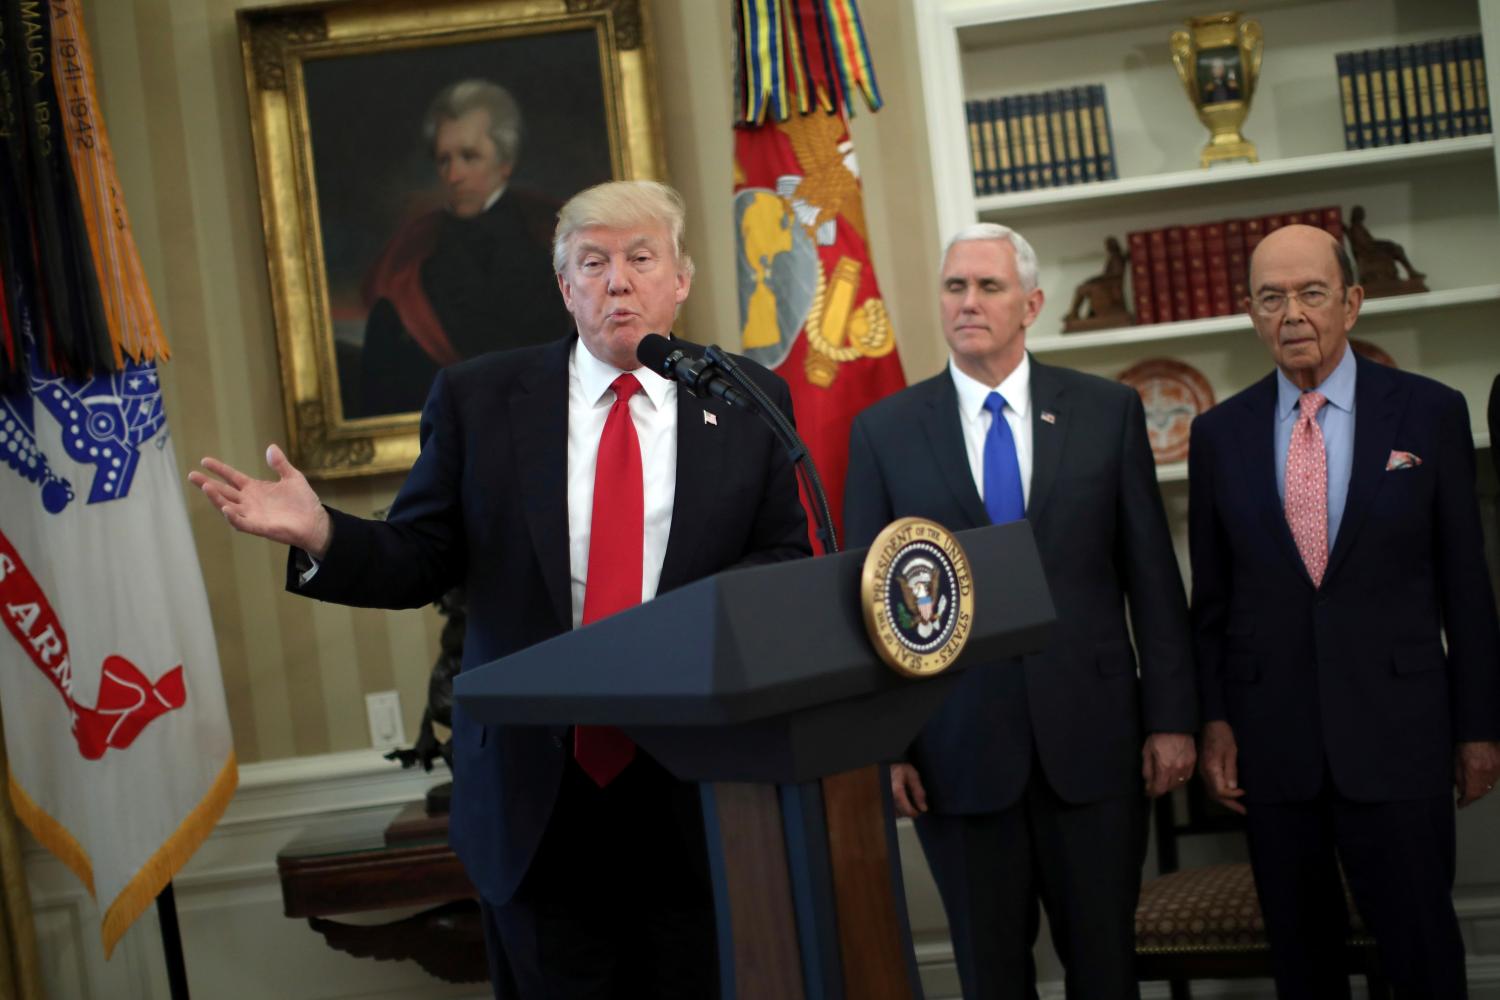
734 187 818 371
3 351 167 514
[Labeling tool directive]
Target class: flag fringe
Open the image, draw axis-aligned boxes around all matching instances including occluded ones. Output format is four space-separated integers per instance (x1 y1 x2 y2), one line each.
7 768 96 898
6 752 238 959
101 752 238 958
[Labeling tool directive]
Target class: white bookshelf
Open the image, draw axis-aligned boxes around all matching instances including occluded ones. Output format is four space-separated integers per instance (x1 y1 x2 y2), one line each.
914 0 1500 453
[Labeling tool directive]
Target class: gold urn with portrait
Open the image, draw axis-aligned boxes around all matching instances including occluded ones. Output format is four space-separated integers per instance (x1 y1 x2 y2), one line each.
1169 12 1264 168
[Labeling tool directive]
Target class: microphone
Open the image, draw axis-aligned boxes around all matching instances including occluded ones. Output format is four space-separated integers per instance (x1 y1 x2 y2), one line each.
635 333 755 410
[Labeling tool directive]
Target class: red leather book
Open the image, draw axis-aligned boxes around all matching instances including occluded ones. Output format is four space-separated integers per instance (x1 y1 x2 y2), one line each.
1318 205 1344 243
1165 227 1191 322
1128 230 1154 325
1244 216 1266 257
1149 228 1173 323
1184 224 1212 319
1225 218 1249 310
1205 222 1232 316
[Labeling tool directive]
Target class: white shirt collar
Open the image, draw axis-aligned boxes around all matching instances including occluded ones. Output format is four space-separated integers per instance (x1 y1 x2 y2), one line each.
572 336 673 411
949 352 1032 420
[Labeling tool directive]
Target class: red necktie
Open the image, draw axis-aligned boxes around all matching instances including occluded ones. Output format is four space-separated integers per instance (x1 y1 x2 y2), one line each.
574 373 644 786
1284 391 1329 587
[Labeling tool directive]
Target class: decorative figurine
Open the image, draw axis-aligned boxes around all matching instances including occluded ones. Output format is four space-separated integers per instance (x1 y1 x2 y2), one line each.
386 586 465 814
1347 205 1428 298
1169 12 1264 167
1064 236 1133 332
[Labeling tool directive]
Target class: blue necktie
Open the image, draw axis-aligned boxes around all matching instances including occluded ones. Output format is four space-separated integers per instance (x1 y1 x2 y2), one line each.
983 392 1025 524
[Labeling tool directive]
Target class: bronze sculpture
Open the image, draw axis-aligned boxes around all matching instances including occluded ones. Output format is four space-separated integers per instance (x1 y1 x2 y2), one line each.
1347 205 1428 298
1064 235 1134 332
386 587 464 814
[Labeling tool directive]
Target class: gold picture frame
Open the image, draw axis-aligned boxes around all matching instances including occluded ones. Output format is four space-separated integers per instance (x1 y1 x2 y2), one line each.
238 0 664 478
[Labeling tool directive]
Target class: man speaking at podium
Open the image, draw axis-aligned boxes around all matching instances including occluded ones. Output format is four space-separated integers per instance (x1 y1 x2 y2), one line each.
190 180 810 998
844 223 1197 1000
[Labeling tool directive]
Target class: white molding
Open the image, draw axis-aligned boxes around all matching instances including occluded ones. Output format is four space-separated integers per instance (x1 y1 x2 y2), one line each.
237 747 422 790
915 0 977 242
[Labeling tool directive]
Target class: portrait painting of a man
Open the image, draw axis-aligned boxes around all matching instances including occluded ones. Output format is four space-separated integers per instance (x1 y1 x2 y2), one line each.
301 30 614 420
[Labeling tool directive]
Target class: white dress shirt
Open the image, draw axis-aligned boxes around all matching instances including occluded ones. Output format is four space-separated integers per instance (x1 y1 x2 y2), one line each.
949 353 1034 509
567 337 678 629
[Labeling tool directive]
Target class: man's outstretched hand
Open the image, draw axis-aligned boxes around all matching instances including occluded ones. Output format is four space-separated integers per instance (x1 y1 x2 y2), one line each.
188 444 332 559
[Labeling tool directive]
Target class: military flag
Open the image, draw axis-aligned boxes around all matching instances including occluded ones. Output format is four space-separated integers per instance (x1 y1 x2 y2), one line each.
0 0 234 958
732 0 905 547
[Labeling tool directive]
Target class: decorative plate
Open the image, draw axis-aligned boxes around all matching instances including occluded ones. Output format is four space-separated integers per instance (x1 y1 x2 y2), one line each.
1117 358 1216 464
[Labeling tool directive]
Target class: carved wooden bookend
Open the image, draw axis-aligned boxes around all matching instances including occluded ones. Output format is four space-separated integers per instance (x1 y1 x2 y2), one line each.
1347 205 1428 298
1064 236 1134 332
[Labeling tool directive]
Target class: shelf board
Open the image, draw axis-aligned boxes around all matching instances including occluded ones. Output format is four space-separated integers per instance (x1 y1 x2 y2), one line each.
953 0 1324 49
1155 431 1492 483
1028 284 1500 354
974 136 1495 219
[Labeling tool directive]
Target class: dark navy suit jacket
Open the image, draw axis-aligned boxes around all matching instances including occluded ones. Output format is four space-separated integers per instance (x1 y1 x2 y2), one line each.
844 357 1196 812
1189 353 1500 803
290 335 809 903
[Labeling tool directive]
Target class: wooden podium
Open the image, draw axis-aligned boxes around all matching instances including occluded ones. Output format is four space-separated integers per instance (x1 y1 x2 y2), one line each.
456 521 1055 1000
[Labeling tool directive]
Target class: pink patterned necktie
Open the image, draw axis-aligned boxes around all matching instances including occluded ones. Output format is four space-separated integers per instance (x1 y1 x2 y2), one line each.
1284 391 1329 587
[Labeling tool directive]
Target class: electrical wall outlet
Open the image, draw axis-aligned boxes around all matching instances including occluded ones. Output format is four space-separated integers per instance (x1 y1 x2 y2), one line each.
365 690 406 750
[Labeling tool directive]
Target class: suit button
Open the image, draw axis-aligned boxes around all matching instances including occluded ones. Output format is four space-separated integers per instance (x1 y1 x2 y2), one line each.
552 735 564 750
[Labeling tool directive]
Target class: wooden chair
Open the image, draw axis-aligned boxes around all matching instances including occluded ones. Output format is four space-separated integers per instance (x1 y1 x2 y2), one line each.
1134 782 1390 1000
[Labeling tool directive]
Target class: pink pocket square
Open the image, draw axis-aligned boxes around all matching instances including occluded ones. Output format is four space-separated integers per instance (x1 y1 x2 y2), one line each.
1386 450 1423 471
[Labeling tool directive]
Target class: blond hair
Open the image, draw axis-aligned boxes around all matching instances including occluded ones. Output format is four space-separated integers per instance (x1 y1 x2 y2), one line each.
553 180 695 278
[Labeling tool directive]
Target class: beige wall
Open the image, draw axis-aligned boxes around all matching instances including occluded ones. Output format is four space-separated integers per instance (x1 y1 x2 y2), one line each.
85 0 944 763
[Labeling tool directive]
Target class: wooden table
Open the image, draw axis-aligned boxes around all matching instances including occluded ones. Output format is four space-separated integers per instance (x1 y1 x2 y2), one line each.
276 804 485 984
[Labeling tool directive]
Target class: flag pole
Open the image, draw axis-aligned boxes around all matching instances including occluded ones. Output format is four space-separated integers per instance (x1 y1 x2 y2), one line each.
155 881 191 999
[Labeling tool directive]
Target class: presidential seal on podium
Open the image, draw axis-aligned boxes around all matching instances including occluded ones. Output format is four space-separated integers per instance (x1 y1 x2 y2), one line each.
861 517 975 678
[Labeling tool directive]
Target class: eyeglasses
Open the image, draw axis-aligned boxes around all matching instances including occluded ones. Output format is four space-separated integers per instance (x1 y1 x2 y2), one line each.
1251 286 1343 316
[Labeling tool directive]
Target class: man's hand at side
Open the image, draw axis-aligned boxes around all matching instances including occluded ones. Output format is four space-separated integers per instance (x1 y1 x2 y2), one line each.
890 763 929 819
1142 732 1197 798
1455 740 1500 808
1199 720 1246 815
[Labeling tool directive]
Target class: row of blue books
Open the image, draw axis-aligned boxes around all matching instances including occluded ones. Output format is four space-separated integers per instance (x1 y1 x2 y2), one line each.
1335 36 1490 149
964 85 1119 196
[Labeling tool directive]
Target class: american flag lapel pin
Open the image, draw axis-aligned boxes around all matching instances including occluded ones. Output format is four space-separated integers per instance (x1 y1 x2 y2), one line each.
704 410 717 426
1040 410 1057 424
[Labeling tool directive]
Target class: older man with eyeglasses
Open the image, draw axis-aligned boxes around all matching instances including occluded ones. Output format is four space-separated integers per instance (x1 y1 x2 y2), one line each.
1188 223 1500 999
